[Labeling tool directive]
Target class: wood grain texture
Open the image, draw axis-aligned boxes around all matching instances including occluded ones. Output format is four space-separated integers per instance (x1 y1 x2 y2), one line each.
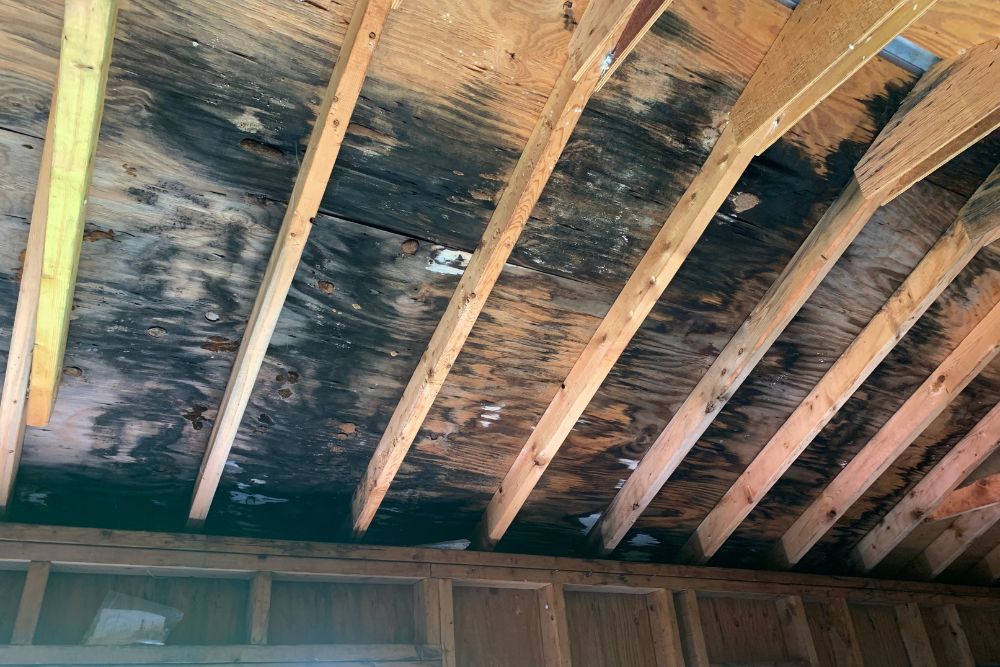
246 571 271 645
537 584 572 667
189 0 395 525
25 0 119 426
804 599 864 667
645 589 684 667
911 504 1000 579
10 561 49 645
855 38 1000 201
350 0 650 539
895 603 938 667
906 0 1000 58
851 401 1000 571
927 471 1000 521
923 604 975 667
777 299 1000 567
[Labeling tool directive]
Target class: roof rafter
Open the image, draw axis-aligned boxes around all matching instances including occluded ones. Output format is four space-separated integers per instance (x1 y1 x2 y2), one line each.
21 0 119 428
685 164 1000 564
187 0 396 525
927 472 1000 522
586 38 1000 557
775 298 1000 567
474 0 939 551
348 0 671 539
0 86 56 515
909 504 1000 580
850 402 1000 572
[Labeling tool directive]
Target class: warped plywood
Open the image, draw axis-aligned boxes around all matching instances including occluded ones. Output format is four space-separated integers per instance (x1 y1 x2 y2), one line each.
474 0 935 551
188 0 396 524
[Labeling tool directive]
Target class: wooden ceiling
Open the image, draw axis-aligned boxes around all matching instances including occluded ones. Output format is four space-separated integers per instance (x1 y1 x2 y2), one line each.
1 0 999 585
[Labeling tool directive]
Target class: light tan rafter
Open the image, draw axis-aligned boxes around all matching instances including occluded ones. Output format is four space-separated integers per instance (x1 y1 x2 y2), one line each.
473 0 939 551
776 299 1000 567
685 164 1000 564
588 40 1000 556
910 504 1000 580
851 402 1000 572
927 472 1000 522
348 0 673 539
188 0 396 525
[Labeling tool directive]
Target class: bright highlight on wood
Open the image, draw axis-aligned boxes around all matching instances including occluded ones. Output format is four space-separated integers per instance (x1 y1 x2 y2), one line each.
25 0 120 427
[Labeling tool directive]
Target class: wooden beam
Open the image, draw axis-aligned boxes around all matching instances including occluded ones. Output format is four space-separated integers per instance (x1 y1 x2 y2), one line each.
566 0 642 80
246 571 272 645
776 300 1000 567
729 0 938 153
923 604 975 667
592 36 1000 558
24 0 119 427
927 472 1000 522
851 402 1000 572
1 523 999 606
0 644 440 665
187 0 395 525
912 504 1000 580
477 0 936 552
414 579 455 667
971 540 1000 583
645 589 684 667
894 603 938 667
824 599 865 667
11 561 50 646
348 0 673 539
776 596 820 667
687 165 1000 563
673 590 709 667
537 584 572 666
854 38 1000 202
596 0 675 90
0 85 57 513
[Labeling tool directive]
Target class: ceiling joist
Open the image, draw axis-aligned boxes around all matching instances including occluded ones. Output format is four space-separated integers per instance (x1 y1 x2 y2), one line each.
851 402 1000 573
687 164 1000 564
588 39 1000 556
22 0 119 428
473 0 939 551
775 298 1000 568
188 0 396 525
348 0 670 540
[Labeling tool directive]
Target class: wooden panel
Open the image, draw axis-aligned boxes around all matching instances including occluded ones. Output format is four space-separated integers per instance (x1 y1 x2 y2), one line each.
34 572 247 645
246 572 271 645
564 591 657 667
921 604 974 667
958 606 1000 664
906 0 1000 58
849 604 912 667
804 599 864 667
453 586 545 667
698 595 792 664
0 571 25 645
267 581 415 645
10 562 48 645
895 603 937 667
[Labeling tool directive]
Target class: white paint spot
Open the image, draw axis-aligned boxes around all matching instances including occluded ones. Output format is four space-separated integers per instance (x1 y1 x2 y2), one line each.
478 419 492 428
577 512 602 533
250 478 267 485
233 108 264 134
628 533 660 547
426 248 471 275
617 457 639 471
224 461 243 473
229 491 288 506
26 492 47 506
614 479 626 490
